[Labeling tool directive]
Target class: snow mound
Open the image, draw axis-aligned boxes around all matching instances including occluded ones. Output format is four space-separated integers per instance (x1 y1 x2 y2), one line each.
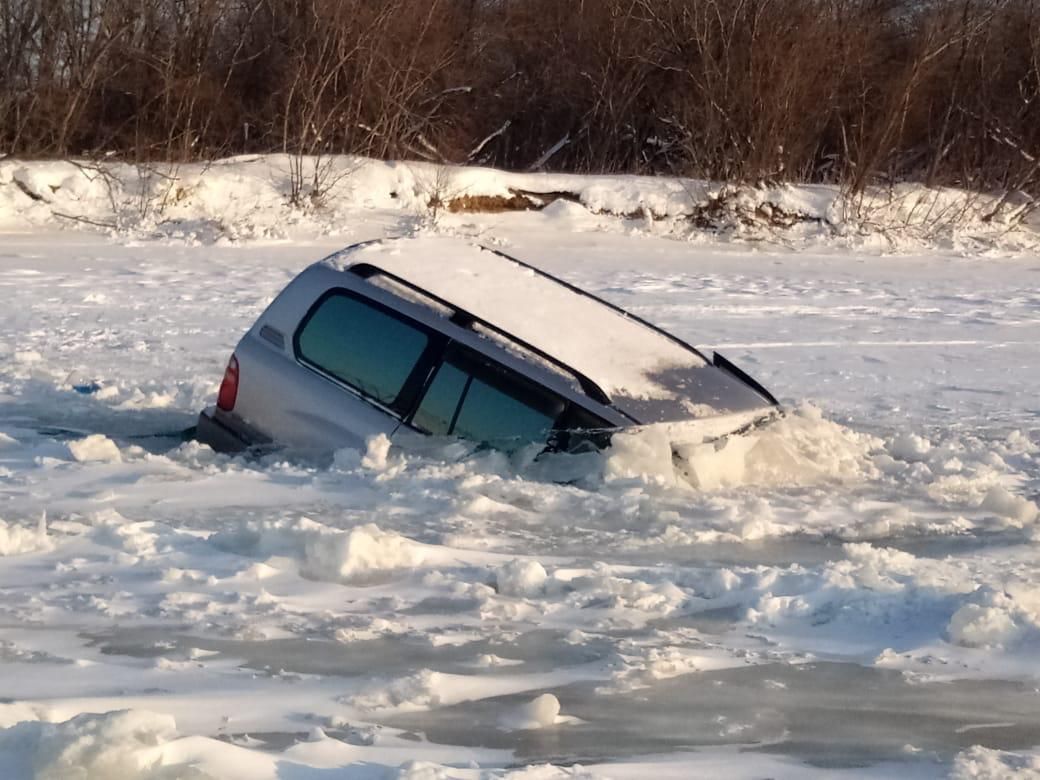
952 745 1040 779
89 510 163 559
607 404 881 490
361 433 393 471
347 669 443 713
68 434 122 464
212 518 428 583
949 603 1023 649
500 693 562 730
496 559 548 597
0 709 178 780
604 425 679 486
564 570 688 618
303 523 426 583
947 586 1040 649
0 515 51 556
980 487 1039 525
888 432 933 462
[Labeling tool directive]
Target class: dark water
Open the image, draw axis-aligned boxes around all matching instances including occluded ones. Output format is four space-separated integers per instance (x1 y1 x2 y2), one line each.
89 627 1040 769
388 662 1040 768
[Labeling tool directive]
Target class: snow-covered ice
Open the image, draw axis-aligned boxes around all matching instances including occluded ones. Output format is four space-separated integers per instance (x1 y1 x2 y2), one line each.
0 157 1039 778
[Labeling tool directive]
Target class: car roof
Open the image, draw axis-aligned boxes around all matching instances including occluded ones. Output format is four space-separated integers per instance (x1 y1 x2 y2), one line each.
321 237 719 409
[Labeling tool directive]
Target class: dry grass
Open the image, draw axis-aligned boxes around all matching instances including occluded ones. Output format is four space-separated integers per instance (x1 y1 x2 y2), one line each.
446 193 543 213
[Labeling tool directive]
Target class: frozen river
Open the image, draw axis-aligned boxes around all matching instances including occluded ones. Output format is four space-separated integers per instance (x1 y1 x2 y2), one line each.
1 212 1038 778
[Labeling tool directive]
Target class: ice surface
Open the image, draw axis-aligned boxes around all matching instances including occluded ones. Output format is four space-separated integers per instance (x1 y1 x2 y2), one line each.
0 161 1039 777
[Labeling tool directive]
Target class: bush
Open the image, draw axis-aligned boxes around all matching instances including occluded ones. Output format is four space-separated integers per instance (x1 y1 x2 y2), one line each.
0 0 1036 199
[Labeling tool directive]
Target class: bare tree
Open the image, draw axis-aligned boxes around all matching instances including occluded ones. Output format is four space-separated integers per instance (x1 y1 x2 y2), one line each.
0 0 1036 206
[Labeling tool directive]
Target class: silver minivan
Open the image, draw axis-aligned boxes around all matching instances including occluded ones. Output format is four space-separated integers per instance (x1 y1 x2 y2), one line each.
197 237 778 456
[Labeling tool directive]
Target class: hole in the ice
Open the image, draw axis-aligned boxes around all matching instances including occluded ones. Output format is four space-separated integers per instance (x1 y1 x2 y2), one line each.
1 379 199 454
216 731 310 752
384 662 1040 766
85 627 617 678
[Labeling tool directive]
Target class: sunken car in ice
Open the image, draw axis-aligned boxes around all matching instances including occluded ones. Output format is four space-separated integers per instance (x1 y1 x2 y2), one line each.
197 237 779 456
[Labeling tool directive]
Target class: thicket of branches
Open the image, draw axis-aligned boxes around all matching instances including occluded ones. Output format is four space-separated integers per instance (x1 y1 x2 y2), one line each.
1 0 1038 196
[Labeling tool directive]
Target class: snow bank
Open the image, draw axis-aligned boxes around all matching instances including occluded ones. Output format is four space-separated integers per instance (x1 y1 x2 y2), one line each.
1 155 1034 252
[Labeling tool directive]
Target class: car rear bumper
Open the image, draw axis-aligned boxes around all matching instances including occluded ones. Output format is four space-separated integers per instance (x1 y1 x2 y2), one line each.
196 407 268 454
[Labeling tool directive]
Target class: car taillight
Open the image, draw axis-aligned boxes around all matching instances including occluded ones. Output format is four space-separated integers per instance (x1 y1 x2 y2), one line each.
216 354 239 412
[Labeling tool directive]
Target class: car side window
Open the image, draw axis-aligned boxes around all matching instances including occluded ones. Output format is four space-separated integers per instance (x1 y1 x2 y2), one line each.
453 373 563 450
295 291 431 408
412 360 469 435
411 350 565 452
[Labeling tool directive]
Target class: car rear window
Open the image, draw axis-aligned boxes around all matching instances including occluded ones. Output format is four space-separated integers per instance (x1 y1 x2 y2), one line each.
411 350 565 451
295 292 430 407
